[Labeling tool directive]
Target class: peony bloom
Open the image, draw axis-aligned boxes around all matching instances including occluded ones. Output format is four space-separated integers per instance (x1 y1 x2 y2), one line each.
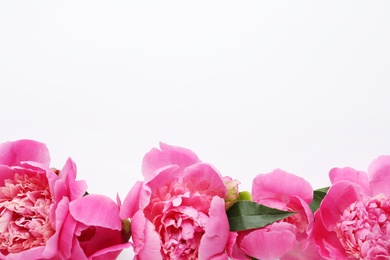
314 155 390 259
233 169 323 260
120 143 231 259
0 140 131 260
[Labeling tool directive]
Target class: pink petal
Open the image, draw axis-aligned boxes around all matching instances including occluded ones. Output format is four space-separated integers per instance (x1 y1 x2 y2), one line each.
182 163 227 198
252 169 313 204
43 197 71 258
69 236 89 260
0 209 12 232
69 194 122 230
120 181 144 219
78 226 123 257
368 155 390 196
52 178 67 205
0 139 50 167
317 181 361 231
225 232 248 260
142 142 200 180
0 161 52 192
4 245 47 260
60 209 79 259
159 142 200 165
329 167 370 195
239 223 296 260
60 158 88 201
313 211 348 259
87 242 132 260
288 196 314 243
19 160 50 173
131 210 162 259
18 161 61 197
198 197 229 260
0 165 19 187
144 164 180 198
280 239 325 260
43 197 77 259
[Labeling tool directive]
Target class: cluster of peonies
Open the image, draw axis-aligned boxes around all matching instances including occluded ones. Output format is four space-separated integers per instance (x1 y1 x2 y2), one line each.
0 139 390 259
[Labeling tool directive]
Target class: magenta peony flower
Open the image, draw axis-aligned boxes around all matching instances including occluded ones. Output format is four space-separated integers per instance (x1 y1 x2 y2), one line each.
233 169 323 260
314 155 390 259
0 140 130 260
120 143 231 259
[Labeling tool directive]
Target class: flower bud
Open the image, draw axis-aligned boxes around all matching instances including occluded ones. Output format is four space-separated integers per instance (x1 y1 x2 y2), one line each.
223 176 240 210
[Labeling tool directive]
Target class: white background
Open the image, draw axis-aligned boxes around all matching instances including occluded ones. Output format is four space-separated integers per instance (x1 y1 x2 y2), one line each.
1 1 390 258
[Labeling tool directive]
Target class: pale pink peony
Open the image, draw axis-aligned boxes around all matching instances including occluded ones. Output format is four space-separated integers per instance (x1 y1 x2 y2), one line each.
233 169 323 260
0 173 55 254
120 143 231 259
314 155 390 259
0 140 131 260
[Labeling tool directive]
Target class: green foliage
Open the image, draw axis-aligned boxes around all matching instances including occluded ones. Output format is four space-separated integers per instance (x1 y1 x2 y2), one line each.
227 200 295 231
309 187 329 213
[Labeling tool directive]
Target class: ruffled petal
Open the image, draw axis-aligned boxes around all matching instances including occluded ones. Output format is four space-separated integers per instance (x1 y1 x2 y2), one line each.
78 226 122 258
69 194 122 230
280 239 325 260
252 169 313 204
238 222 296 260
131 210 162 259
199 197 229 260
60 158 88 201
120 181 143 219
142 143 200 180
69 236 88 260
318 181 362 230
0 165 18 187
313 211 348 259
87 242 132 260
225 232 248 260
288 196 313 244
329 167 370 195
18 161 61 197
0 140 50 167
4 246 47 260
368 155 390 196
43 197 77 259
144 165 180 198
182 163 227 198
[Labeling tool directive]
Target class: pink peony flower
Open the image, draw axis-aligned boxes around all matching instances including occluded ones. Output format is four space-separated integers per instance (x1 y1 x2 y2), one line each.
314 155 390 259
120 143 231 259
233 169 323 260
0 140 131 260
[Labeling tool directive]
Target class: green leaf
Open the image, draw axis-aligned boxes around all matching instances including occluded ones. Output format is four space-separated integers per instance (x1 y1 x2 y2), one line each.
315 187 330 193
227 200 296 231
309 187 329 213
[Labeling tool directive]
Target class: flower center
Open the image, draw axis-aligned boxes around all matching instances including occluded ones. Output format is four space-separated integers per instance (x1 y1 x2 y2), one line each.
336 194 390 259
0 173 55 254
283 205 307 233
158 206 207 260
